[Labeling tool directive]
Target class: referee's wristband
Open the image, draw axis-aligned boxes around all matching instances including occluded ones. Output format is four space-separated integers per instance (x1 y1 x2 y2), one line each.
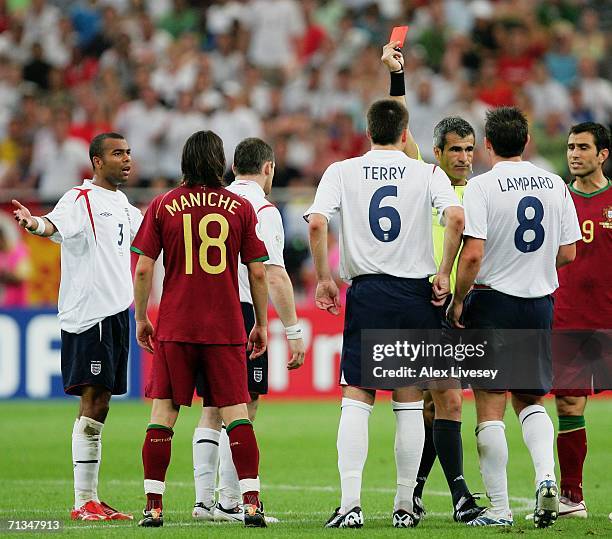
285 323 303 340
26 216 45 236
390 71 405 96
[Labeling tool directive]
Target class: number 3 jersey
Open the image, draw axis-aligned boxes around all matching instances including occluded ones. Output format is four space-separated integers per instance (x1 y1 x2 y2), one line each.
554 180 612 328
131 185 268 344
304 150 461 281
45 180 143 334
463 161 582 298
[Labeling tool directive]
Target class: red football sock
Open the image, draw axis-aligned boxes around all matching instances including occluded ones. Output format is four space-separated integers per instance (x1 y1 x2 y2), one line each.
142 425 174 510
226 420 260 506
557 426 587 502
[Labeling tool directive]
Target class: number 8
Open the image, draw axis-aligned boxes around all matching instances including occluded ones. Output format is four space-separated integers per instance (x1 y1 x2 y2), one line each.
514 196 545 253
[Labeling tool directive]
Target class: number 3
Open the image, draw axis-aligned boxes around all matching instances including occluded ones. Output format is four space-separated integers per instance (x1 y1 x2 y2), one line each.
117 223 124 246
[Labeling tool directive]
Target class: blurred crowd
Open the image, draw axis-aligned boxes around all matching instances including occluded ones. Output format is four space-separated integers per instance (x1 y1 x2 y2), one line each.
0 0 610 304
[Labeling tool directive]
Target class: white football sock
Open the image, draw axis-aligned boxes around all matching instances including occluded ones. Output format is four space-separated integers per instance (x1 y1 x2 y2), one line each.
72 416 103 508
338 398 372 513
193 427 220 507
392 400 425 512
217 427 241 509
518 405 556 486
476 421 510 514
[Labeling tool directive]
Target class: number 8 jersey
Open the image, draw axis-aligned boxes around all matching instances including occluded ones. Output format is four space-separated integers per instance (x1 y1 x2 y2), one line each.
132 185 268 344
304 150 461 281
463 161 582 298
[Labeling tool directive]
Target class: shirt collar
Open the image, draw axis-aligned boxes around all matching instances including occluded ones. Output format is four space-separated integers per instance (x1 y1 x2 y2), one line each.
232 178 265 197
492 160 531 170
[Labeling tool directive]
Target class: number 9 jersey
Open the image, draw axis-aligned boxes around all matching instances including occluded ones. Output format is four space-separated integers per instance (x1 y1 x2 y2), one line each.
304 150 461 281
131 185 268 344
463 161 582 298
554 180 612 328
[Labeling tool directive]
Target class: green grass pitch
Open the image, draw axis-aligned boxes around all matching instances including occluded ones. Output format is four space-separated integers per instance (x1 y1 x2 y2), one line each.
1 397 611 537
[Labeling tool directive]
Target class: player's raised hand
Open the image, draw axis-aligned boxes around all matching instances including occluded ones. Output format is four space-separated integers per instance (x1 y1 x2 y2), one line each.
247 325 267 359
381 41 404 72
136 318 155 353
287 337 305 370
431 272 451 306
446 299 465 329
315 279 341 315
12 199 35 230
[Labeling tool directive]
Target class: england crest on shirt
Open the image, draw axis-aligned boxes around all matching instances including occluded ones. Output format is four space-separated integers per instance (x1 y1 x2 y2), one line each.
91 361 102 375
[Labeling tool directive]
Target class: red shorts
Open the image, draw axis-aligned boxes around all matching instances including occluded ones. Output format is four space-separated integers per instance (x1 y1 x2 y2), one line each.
145 341 250 407
551 330 612 397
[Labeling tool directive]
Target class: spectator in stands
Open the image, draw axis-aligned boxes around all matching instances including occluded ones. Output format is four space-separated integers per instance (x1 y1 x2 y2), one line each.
0 221 30 307
31 108 90 199
114 86 167 186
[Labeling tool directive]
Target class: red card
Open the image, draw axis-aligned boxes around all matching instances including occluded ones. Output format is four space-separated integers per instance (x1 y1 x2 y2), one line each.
389 26 409 48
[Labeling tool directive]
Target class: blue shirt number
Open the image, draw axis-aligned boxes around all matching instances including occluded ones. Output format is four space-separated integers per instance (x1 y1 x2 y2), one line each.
514 196 545 253
369 186 401 242
118 223 124 246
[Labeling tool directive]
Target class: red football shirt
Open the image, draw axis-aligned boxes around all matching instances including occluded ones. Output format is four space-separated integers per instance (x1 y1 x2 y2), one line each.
554 180 612 329
132 185 268 344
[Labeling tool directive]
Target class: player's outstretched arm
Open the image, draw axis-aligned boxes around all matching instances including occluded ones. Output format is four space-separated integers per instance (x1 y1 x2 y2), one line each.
381 41 419 160
266 264 305 369
447 237 484 328
308 213 340 315
556 243 576 268
247 260 268 359
12 199 57 237
134 255 155 353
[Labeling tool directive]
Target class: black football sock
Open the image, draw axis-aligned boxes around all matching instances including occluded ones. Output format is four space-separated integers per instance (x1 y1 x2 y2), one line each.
414 424 436 499
433 419 470 506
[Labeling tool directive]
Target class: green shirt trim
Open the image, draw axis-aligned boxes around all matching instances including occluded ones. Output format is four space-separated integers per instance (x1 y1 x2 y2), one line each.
246 255 269 263
131 246 145 255
568 179 611 198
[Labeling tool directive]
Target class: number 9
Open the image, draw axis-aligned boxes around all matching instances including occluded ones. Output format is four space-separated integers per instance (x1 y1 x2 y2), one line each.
582 219 594 243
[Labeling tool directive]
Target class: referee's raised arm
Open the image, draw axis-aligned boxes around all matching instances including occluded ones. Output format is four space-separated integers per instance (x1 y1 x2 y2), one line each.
381 41 419 160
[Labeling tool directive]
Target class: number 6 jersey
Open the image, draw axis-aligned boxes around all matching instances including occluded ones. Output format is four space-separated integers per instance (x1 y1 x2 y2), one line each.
304 150 461 281
463 161 582 298
131 185 268 344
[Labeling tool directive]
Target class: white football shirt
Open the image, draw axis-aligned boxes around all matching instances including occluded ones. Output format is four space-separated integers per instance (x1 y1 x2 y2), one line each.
304 150 461 281
45 179 143 333
227 179 285 304
463 160 582 298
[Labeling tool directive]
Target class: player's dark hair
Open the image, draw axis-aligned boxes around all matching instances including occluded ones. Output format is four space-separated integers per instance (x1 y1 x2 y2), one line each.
89 132 126 167
485 106 529 158
233 137 275 176
366 99 409 146
569 122 611 154
181 130 226 188
433 117 475 151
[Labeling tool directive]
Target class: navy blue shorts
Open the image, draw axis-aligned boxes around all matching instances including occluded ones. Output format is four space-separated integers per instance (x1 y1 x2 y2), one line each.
462 289 553 395
61 309 130 396
341 275 442 388
196 302 268 399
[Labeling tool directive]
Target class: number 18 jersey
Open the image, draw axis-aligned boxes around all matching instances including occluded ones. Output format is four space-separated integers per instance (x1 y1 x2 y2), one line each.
132 185 268 344
304 150 461 281
463 161 582 298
